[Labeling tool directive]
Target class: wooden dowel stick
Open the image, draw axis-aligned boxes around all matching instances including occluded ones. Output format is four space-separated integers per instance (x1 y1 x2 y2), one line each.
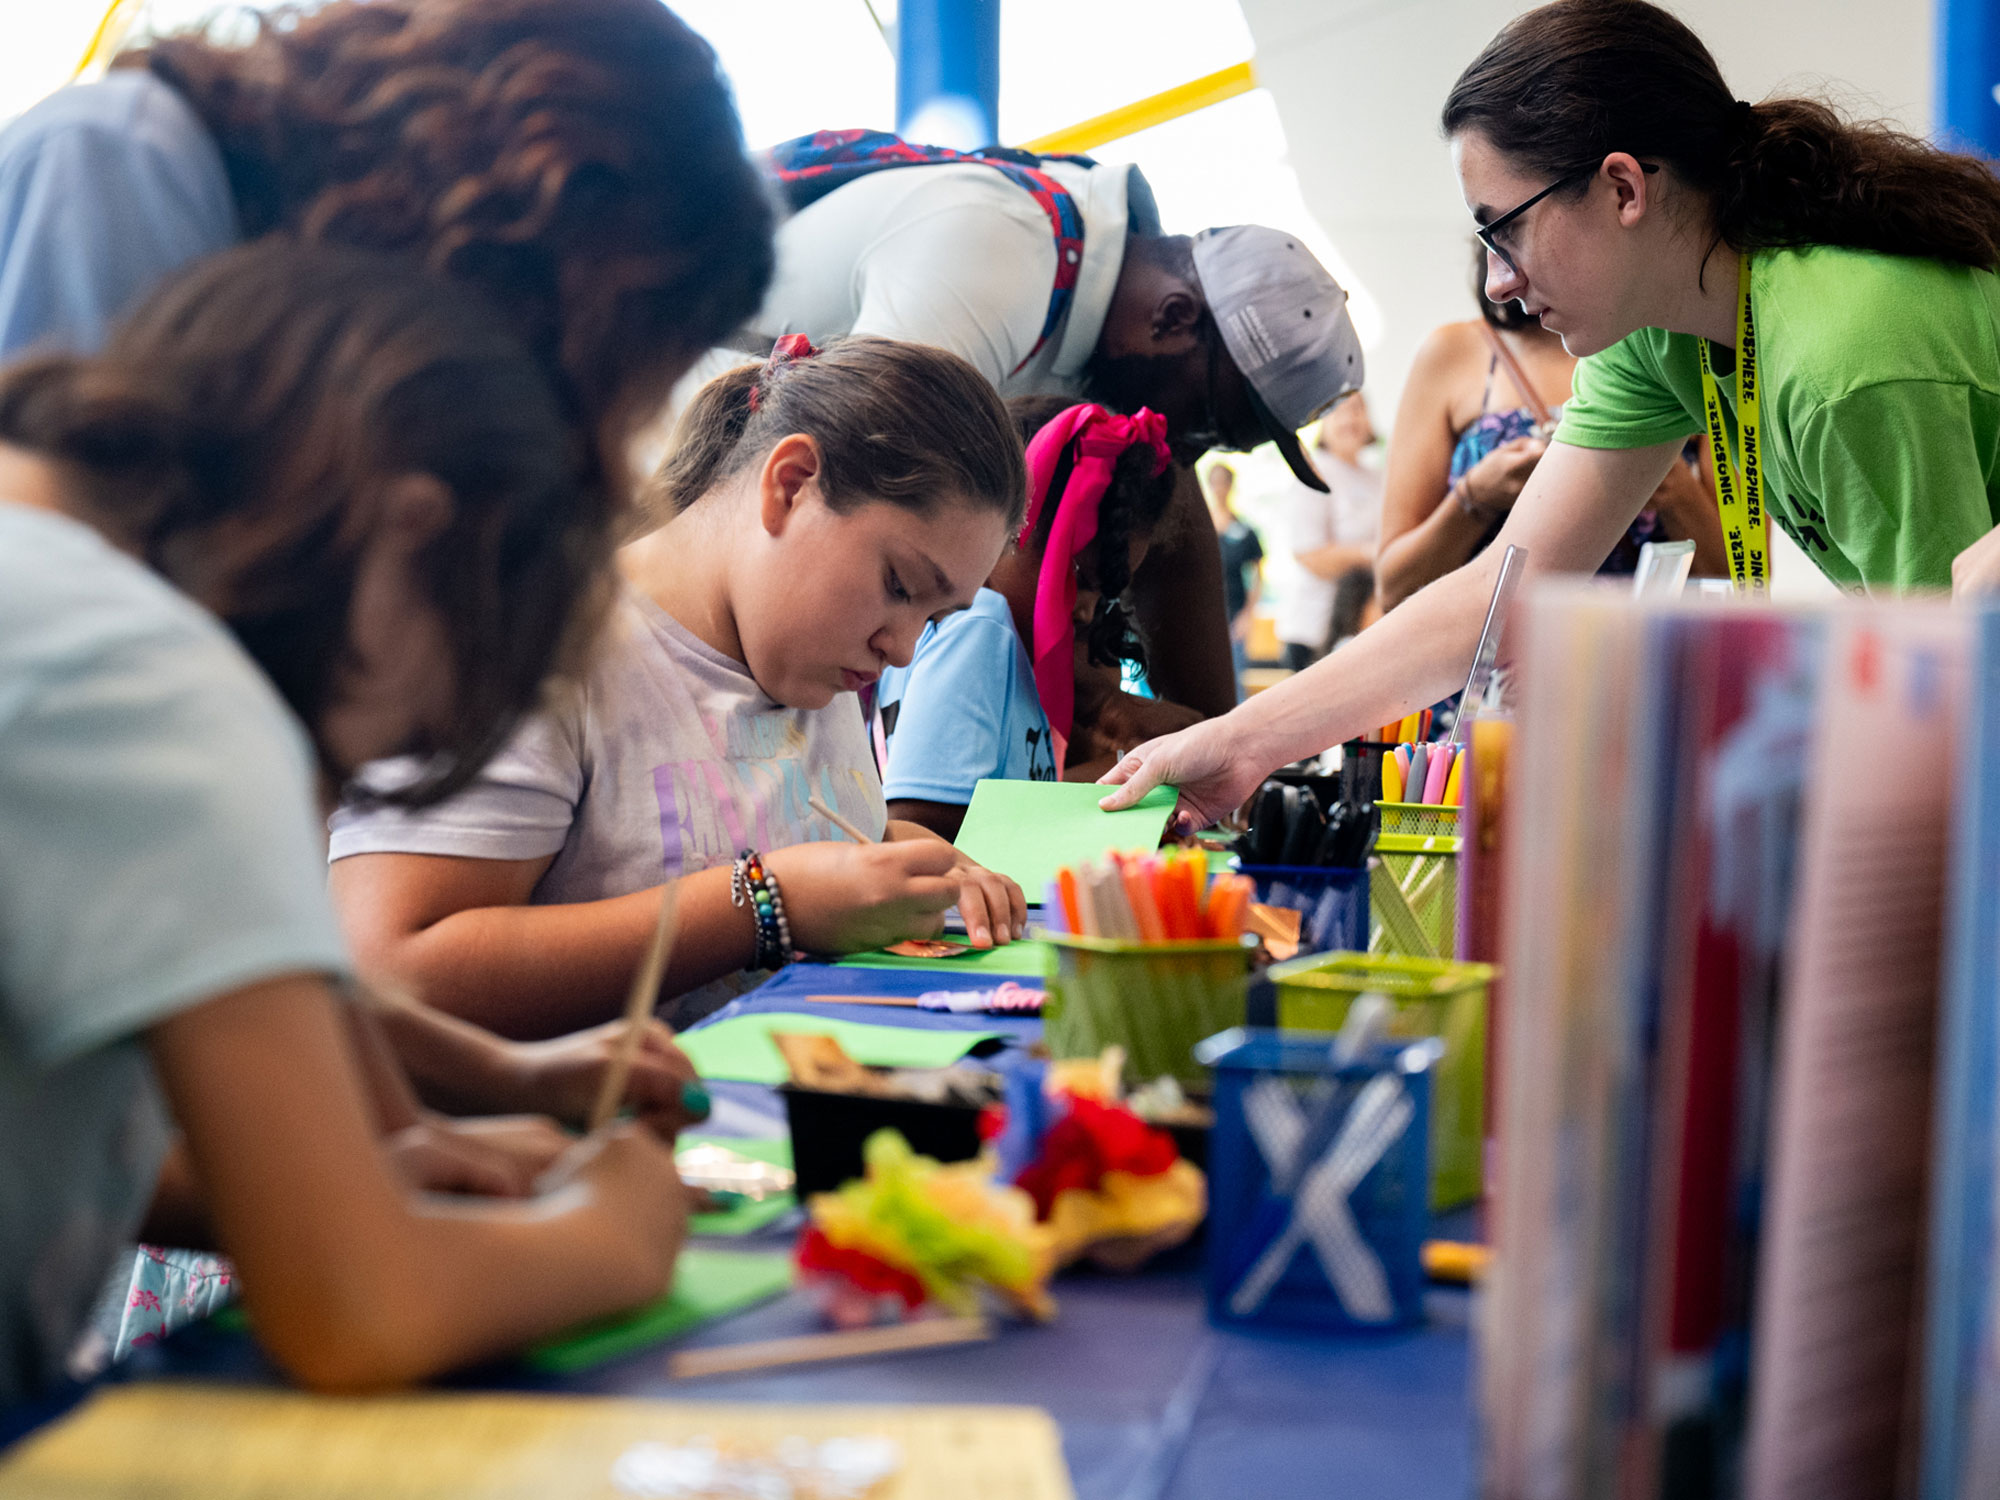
667 1316 992 1380
808 795 875 846
588 879 681 1133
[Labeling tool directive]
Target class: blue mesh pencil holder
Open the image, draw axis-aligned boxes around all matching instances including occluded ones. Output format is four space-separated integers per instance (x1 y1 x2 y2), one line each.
1233 863 1369 955
1196 1027 1435 1332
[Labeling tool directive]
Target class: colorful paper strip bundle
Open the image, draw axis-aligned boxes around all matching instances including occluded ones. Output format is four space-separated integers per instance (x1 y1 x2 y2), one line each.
1043 849 1252 942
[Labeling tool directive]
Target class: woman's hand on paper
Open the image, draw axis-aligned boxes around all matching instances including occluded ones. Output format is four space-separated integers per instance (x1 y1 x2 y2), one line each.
766 839 960 954
509 1019 707 1139
882 821 1025 947
1096 716 1268 836
568 1123 688 1288
1953 526 2000 599
943 849 1028 948
386 1114 573 1197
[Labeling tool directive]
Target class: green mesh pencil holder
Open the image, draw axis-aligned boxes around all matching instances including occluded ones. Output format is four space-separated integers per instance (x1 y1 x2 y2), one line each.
1370 832 1460 961
1265 951 1495 1209
1042 934 1258 1089
1376 801 1460 839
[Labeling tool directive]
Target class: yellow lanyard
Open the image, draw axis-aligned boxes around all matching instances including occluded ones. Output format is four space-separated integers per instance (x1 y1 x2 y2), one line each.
1696 253 1767 590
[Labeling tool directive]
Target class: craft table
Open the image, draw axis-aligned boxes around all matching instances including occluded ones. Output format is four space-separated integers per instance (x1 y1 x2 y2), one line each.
8 957 1478 1499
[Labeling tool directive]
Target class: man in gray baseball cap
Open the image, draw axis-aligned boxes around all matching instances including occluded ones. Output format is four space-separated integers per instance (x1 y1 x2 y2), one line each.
1080 224 1364 493
717 151 1361 722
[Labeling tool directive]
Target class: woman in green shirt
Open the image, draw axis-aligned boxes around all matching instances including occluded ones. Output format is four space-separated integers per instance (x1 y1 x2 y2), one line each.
1100 0 2000 826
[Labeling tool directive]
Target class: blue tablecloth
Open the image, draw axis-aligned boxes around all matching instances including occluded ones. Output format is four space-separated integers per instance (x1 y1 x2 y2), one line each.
670 961 1477 1499
7 958 1478 1498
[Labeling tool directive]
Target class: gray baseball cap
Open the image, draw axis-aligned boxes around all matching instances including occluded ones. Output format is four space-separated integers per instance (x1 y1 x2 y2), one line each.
1192 226 1364 493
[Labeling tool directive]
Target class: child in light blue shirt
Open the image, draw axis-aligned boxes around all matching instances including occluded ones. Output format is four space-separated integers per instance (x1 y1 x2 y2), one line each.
876 587 1060 809
877 396 1179 839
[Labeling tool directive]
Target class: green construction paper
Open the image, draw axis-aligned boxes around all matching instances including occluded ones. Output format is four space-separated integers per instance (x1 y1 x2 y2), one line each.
837 940 1052 978
678 1012 1002 1086
681 1134 798 1237
953 779 1178 896
522 1247 794 1374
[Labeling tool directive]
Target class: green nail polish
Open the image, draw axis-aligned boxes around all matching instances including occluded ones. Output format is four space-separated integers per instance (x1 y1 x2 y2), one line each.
681 1081 712 1120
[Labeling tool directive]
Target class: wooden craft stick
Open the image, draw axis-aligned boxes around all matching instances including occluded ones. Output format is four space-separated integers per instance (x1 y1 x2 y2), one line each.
589 879 682 1133
808 795 875 846
667 1316 992 1380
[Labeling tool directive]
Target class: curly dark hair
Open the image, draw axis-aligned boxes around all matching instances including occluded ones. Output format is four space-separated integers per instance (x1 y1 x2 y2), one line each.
1008 395 1177 673
122 0 776 442
0 241 615 805
1444 0 2000 271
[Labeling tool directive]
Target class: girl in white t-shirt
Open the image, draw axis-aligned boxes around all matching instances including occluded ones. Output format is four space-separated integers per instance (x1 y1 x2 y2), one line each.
331 338 1031 1035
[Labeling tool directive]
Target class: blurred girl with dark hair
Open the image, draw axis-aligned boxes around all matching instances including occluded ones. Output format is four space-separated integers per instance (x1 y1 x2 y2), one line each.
330 338 1032 1039
0 0 774 449
0 241 691 1402
1102 0 2000 831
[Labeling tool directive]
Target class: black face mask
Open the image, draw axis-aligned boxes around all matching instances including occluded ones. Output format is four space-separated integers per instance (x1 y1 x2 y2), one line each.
1080 348 1180 419
1081 349 1210 467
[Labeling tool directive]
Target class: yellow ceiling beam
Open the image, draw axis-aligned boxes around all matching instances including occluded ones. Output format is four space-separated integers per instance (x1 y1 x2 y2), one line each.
1019 59 1257 158
75 0 146 80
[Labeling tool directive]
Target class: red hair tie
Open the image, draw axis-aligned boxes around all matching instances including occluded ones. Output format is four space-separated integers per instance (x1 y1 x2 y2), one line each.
747 334 820 412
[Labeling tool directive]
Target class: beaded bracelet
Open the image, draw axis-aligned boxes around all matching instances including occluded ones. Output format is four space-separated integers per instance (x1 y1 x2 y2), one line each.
731 849 794 969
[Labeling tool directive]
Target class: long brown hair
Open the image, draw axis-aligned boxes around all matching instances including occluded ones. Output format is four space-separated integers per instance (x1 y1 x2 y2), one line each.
124 0 776 438
1443 0 2000 270
652 338 1027 530
0 241 614 803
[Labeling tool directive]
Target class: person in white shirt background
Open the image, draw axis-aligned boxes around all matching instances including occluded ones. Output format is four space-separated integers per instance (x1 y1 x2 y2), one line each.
1274 393 1383 672
1203 462 1264 698
693 152 1363 762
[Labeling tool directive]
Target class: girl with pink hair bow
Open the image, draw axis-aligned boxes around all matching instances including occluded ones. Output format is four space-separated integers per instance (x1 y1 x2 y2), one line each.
874 396 1179 842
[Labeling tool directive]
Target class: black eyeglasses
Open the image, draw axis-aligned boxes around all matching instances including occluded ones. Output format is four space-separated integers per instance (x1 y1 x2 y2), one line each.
1475 162 1657 273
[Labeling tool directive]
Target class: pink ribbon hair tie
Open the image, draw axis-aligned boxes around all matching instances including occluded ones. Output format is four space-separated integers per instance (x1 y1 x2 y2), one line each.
1018 404 1172 772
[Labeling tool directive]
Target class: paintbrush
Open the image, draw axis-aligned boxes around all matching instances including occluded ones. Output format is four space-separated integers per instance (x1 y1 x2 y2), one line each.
808 794 875 846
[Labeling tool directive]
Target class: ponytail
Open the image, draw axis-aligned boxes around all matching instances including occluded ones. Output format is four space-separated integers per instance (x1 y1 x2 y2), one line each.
649 336 1027 529
1444 0 2000 270
1723 98 2000 268
654 363 759 513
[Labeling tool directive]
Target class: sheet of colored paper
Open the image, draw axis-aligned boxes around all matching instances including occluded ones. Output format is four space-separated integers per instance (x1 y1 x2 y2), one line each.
952 779 1178 896
523 1247 794 1373
838 939 1053 978
0 1384 1077 1499
681 1135 797 1237
678 1012 1002 1085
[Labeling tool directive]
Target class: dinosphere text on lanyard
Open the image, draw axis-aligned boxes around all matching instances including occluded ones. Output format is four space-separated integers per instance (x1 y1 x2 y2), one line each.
1696 253 1768 590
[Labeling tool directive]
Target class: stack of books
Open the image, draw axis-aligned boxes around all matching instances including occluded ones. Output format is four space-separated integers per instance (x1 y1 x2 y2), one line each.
1480 586 1999 1500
